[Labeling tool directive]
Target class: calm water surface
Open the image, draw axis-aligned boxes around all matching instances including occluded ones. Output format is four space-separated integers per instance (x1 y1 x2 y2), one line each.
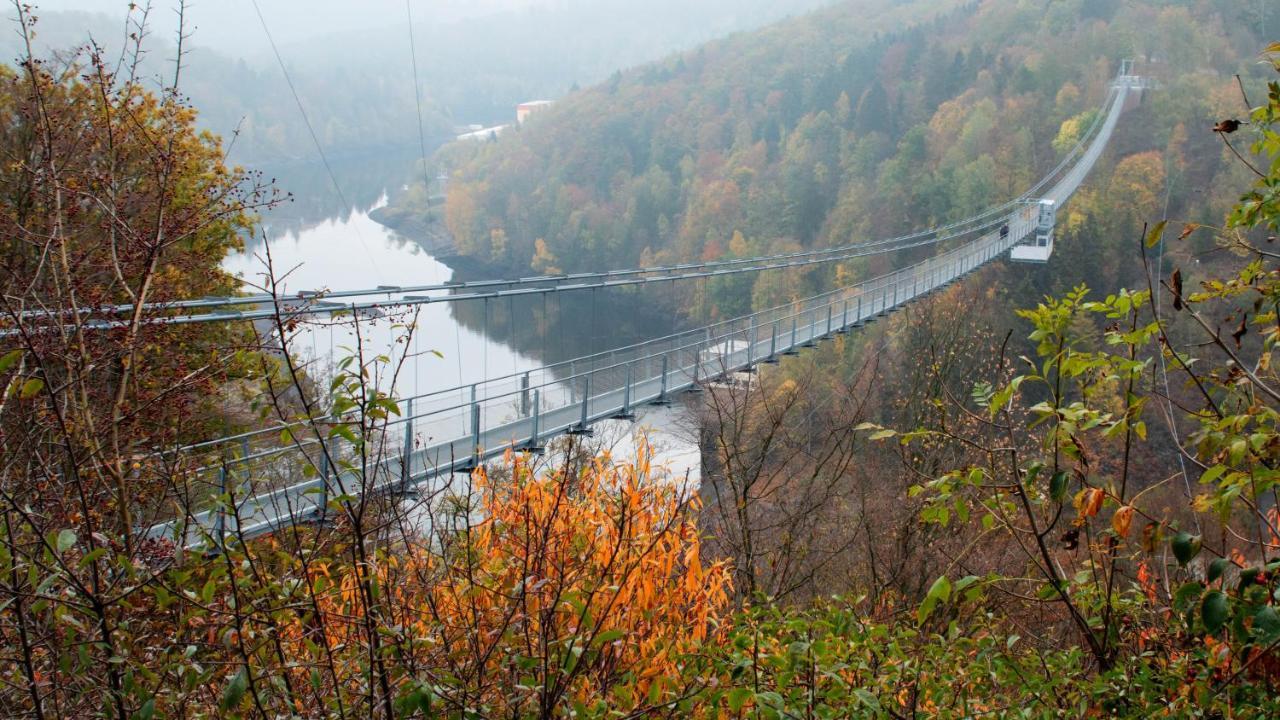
223 191 700 481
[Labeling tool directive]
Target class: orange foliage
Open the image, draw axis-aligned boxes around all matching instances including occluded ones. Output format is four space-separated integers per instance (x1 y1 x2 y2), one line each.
286 447 731 714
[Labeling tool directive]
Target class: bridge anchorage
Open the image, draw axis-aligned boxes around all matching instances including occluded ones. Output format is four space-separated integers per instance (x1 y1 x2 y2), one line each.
120 63 1143 548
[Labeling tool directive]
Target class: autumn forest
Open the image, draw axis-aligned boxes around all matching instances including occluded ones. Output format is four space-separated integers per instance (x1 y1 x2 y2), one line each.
2 0 1280 717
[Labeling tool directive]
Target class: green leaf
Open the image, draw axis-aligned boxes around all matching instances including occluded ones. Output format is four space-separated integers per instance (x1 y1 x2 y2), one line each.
78 547 107 568
1199 464 1226 486
1255 606 1280 644
918 575 952 624
1208 558 1230 584
1036 583 1062 601
1173 582 1204 612
853 689 882 711
19 377 43 399
1049 471 1070 503
1240 567 1262 589
330 424 359 443
1202 590 1229 634
727 687 753 713
1145 220 1168 248
1172 532 1202 566
221 667 248 711
593 628 626 647
926 574 953 603
55 529 76 554
132 698 155 720
0 349 21 373
648 676 663 705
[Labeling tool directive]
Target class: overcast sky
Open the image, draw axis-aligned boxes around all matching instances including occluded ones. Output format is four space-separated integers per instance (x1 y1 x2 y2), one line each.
27 0 545 58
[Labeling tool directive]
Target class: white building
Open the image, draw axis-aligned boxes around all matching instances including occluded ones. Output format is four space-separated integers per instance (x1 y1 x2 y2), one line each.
456 125 509 142
517 100 554 124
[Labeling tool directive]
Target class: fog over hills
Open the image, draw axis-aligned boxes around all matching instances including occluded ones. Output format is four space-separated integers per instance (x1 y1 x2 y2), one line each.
7 0 838 161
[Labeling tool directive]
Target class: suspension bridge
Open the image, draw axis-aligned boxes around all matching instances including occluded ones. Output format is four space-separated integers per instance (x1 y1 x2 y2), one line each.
123 68 1145 547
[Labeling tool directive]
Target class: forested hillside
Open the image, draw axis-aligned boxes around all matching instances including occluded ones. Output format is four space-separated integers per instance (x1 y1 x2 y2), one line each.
0 10 456 164
11 2 840 165
426 0 1266 305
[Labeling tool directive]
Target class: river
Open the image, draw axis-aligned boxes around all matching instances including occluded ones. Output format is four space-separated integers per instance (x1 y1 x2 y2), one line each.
223 174 701 483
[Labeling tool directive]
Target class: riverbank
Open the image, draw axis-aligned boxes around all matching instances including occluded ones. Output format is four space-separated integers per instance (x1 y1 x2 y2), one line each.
367 203 458 258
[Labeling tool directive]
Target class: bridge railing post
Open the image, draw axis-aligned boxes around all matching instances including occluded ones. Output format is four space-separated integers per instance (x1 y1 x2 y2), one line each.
215 463 227 549
520 373 530 417
400 398 414 489
529 386 540 443
658 354 669 403
842 298 849 330
470 400 481 468
235 438 249 536
826 304 833 336
467 384 477 436
748 316 757 365
622 363 633 418
317 450 329 524
790 315 797 351
770 321 778 358
529 389 541 449
579 375 591 430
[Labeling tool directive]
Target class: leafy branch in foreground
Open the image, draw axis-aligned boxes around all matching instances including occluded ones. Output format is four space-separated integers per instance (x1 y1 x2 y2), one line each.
859 44 1280 715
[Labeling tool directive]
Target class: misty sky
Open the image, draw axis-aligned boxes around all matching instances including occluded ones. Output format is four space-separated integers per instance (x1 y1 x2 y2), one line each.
26 0 546 58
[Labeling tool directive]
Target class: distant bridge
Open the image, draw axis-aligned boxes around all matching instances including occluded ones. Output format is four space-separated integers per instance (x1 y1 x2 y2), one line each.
138 69 1143 547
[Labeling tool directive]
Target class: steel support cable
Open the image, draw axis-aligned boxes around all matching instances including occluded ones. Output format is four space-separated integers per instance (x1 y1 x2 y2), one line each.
405 0 432 197
19 99 1112 325
43 212 1017 335
6 152 1076 330
135 211 1049 466
169 220 1021 459
21 198 1022 322
172 225 1014 476
162 211 1034 509
247 0 380 280
11 82 1119 331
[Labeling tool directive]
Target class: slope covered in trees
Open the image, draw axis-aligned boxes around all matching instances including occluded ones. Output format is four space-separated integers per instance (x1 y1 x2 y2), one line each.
0 9 456 164
9 2 840 166
425 0 1266 306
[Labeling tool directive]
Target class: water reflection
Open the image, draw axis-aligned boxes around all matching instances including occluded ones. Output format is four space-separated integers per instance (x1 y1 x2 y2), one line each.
227 195 543 403
225 156 699 480
445 283 680 370
251 151 428 233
